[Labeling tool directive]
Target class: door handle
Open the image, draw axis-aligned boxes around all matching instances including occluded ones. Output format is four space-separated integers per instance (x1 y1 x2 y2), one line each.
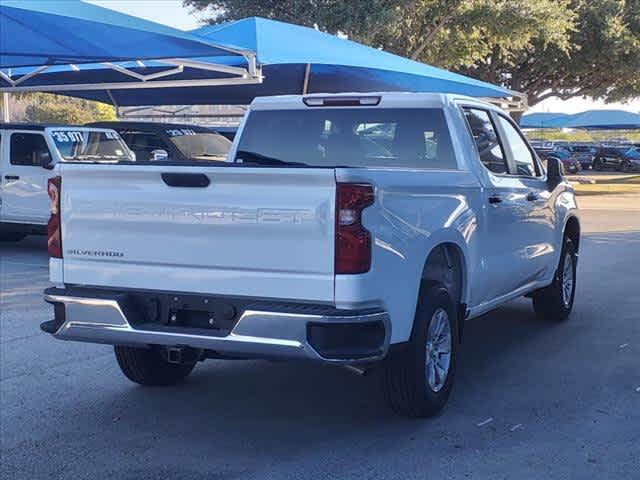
488 195 503 204
4 175 19 181
526 191 540 202
161 172 210 188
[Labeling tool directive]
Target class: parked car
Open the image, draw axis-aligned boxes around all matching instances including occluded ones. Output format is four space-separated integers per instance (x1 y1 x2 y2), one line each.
593 145 640 172
566 144 597 170
88 121 232 162
534 146 581 174
0 123 133 242
43 93 580 418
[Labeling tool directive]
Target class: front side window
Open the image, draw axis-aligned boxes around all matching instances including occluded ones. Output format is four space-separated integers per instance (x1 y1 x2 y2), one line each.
496 115 539 177
51 130 132 162
10 133 51 166
235 108 457 169
462 108 508 174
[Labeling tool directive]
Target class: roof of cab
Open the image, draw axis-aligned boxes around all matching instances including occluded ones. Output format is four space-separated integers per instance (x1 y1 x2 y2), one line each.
249 92 496 111
87 121 214 133
0 123 118 131
0 123 75 131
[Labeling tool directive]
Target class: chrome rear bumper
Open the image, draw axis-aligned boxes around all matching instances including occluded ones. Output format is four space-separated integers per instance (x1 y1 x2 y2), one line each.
43 290 390 364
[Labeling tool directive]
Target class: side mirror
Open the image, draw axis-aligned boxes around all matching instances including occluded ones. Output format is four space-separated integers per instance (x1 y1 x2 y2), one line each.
151 149 169 161
546 156 564 187
39 151 54 170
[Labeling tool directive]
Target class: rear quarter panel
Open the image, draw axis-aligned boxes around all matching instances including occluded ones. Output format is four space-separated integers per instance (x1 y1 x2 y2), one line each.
334 168 483 344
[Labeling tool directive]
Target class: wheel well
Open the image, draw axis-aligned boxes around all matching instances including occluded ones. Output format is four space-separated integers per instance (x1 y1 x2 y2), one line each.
421 243 464 306
565 216 580 253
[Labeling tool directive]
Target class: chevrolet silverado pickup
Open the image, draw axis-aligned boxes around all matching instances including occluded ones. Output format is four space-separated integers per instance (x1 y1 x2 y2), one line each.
0 124 133 241
41 93 580 417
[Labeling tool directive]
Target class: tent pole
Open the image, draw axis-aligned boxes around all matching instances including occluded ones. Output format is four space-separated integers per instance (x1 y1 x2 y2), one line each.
302 63 311 94
106 90 120 118
1 92 9 122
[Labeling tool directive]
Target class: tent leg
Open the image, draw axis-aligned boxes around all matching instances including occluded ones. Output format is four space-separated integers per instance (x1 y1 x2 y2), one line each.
302 63 311 95
1 92 9 122
106 89 120 118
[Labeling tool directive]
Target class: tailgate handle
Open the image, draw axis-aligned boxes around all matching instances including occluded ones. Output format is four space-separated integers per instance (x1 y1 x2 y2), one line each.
161 173 210 188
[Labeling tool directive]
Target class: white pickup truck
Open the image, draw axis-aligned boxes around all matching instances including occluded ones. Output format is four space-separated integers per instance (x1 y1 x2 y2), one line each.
41 93 580 417
0 124 133 241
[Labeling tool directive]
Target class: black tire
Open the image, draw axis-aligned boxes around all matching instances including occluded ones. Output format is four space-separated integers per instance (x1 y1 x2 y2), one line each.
114 345 196 386
381 283 458 418
0 232 27 242
532 237 577 321
593 158 604 171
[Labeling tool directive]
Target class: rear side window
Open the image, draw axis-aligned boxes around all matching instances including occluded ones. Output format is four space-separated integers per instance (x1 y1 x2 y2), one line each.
123 132 171 161
496 115 539 177
10 133 51 166
235 108 457 169
462 108 508 174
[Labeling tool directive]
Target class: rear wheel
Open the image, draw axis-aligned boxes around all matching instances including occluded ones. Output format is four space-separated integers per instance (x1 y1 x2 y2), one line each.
381 283 458 417
114 345 197 386
593 158 604 171
532 237 577 321
0 232 26 242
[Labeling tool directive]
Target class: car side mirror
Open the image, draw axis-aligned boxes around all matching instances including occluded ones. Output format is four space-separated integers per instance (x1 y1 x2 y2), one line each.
39 151 54 170
546 156 564 187
151 149 169 161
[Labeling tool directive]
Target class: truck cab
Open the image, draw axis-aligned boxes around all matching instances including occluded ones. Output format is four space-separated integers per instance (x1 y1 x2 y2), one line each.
0 124 132 241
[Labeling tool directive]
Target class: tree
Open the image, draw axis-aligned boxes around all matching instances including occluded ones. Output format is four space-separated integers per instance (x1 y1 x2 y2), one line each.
463 0 640 108
185 0 640 109
20 93 116 124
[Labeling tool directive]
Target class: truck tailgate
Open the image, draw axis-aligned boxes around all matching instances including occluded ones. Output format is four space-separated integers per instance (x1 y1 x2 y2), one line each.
59 164 336 303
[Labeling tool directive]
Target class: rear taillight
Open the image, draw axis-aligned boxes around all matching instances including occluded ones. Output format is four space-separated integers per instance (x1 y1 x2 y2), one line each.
47 176 62 258
335 183 374 274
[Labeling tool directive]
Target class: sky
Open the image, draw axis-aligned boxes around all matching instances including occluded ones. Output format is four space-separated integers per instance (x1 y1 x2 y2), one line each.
88 0 203 31
88 0 640 114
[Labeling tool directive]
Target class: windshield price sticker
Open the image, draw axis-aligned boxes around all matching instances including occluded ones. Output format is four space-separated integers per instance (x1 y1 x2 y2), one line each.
166 128 197 137
52 131 85 143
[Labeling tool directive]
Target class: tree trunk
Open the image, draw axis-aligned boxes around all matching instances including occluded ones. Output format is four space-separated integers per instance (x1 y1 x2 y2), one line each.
510 110 524 123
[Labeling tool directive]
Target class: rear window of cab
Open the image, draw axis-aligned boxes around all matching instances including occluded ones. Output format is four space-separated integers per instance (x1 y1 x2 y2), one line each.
235 108 457 169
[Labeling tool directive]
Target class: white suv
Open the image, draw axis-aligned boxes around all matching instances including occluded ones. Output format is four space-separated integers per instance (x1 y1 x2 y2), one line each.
0 124 132 241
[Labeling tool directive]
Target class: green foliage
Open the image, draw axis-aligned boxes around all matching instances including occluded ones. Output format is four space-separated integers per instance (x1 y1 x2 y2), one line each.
185 0 640 106
525 129 640 142
22 93 116 124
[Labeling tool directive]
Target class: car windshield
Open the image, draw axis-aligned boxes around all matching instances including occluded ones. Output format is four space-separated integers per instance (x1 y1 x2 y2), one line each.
51 130 133 161
235 108 457 169
166 129 231 160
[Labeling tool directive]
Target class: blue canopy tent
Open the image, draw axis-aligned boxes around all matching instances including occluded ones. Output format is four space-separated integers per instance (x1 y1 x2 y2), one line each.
1 13 523 108
563 110 640 130
520 112 572 129
521 109 640 130
0 1 260 96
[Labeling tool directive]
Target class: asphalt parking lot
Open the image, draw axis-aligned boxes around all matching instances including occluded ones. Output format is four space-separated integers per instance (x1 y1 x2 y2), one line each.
1 195 639 480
